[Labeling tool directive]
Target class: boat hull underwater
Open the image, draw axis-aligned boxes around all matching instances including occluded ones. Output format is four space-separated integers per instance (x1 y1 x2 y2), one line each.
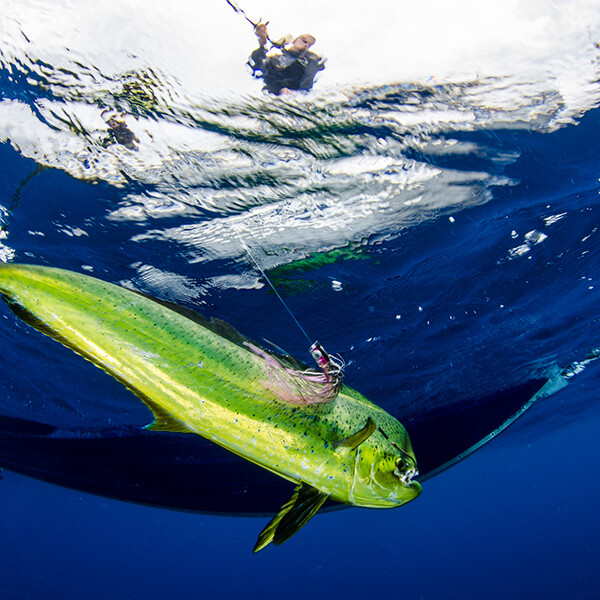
0 377 554 514
0 263 577 549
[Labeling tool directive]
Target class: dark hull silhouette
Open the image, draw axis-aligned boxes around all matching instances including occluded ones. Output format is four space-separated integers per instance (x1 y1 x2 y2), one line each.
0 378 547 514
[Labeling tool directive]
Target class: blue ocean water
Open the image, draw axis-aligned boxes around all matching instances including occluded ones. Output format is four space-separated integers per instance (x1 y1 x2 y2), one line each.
1 2 600 599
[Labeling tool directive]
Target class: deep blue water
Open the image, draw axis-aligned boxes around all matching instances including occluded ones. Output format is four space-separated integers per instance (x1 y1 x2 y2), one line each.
1 4 600 598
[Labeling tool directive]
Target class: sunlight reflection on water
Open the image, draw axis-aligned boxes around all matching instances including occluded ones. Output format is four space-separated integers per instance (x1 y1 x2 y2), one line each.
1 0 599 281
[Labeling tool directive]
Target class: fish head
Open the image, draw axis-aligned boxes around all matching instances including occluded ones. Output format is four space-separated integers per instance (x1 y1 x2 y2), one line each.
349 423 422 508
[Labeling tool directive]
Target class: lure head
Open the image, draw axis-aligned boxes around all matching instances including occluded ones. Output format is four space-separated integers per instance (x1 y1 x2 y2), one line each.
349 423 422 508
310 341 333 371
310 341 345 380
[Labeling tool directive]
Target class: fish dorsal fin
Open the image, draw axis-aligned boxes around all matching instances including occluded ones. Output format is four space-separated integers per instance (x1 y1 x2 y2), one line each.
253 483 329 553
334 417 376 451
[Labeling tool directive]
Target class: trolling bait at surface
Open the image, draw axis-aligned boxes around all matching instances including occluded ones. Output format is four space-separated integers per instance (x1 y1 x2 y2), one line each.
0 263 421 551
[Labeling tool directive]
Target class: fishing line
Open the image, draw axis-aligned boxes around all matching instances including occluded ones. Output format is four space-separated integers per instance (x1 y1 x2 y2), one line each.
224 0 286 47
224 0 259 28
234 227 313 346
234 227 345 400
235 227 345 402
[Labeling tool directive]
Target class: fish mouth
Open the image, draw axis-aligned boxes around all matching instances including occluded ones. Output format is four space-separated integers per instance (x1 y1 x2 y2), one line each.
403 479 423 500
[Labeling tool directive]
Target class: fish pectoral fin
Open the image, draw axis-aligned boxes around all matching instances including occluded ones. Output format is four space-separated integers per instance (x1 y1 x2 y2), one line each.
253 483 329 553
334 417 376 451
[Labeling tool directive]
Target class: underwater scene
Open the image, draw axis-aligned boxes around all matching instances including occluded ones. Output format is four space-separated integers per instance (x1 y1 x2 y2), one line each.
1 0 599 598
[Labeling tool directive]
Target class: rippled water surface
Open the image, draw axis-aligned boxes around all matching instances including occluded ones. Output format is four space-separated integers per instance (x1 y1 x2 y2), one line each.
1 2 600 599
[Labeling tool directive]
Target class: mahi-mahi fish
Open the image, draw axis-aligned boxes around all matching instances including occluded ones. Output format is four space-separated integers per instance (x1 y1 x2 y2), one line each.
0 263 421 551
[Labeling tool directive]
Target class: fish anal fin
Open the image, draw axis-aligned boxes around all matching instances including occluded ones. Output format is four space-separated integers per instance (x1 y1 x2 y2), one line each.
253 483 329 553
3 297 195 436
143 403 195 434
334 417 376 451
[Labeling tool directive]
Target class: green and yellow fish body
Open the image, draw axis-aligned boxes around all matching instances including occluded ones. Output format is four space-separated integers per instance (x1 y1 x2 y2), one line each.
0 263 421 550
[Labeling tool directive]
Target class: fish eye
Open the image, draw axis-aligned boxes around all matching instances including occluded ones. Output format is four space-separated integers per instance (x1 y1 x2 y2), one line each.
394 454 418 485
